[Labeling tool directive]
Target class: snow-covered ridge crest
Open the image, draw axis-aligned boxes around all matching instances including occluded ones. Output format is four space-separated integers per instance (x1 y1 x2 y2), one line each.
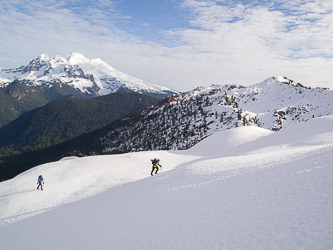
93 76 333 155
180 76 318 100
178 76 333 131
0 53 179 97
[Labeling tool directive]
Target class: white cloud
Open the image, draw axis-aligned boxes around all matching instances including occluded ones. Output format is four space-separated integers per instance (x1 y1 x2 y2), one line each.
159 0 333 88
0 0 332 91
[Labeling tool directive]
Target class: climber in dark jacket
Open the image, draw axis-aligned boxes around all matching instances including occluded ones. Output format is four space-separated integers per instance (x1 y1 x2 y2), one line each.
37 175 44 190
151 158 162 176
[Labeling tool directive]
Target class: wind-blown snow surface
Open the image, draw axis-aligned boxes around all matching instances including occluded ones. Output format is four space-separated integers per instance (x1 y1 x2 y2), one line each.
1 116 333 249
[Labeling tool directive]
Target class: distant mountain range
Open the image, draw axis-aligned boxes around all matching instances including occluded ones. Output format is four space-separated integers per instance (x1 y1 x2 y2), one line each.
0 53 178 127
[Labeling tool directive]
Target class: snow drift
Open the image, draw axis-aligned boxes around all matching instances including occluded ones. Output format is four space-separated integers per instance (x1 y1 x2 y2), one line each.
0 116 332 249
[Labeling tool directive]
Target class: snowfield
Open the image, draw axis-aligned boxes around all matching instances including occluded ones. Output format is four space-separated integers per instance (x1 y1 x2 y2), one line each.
0 116 332 249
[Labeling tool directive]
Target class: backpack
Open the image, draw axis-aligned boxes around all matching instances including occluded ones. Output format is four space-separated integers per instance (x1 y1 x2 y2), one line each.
152 158 158 165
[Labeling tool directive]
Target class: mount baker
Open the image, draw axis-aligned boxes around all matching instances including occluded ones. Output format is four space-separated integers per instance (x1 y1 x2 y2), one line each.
0 52 179 98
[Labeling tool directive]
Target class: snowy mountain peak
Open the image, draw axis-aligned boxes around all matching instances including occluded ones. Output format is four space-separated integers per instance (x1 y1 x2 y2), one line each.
0 53 179 98
52 55 68 64
36 53 50 62
23 54 50 74
65 52 90 65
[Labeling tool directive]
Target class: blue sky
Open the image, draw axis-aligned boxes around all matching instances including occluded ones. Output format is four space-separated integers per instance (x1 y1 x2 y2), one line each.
0 0 332 91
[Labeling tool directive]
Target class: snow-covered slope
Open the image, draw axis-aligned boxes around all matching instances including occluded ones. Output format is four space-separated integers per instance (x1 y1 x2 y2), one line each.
181 76 333 131
0 116 332 249
0 53 179 97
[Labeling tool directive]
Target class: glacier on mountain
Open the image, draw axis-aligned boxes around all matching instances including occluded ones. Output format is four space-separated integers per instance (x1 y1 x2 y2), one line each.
0 52 178 97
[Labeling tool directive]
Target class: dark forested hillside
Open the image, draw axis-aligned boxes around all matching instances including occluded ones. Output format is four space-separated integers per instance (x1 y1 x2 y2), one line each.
0 92 158 181
0 92 158 157
0 80 48 127
0 80 96 128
